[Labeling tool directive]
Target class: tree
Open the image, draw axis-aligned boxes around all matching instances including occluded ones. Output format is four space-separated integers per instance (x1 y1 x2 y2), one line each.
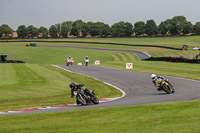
172 16 188 35
16 25 27 38
55 23 61 37
39 26 48 38
27 25 39 38
61 21 73 38
158 21 168 36
134 21 146 36
111 21 133 37
145 20 158 36
49 25 58 38
193 22 200 35
0 24 13 38
182 21 193 35
71 20 84 37
102 24 111 37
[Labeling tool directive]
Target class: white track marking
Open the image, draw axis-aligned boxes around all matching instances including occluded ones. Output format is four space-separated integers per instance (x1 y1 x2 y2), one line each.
52 65 126 101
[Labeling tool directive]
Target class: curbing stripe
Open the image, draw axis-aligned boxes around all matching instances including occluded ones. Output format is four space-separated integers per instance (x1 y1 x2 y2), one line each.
0 98 116 115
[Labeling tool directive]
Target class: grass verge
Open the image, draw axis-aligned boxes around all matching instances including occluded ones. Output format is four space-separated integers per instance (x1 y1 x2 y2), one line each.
0 100 200 133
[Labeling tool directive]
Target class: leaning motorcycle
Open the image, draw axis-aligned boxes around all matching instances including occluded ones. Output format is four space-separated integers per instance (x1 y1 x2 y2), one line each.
157 79 175 94
72 84 99 105
66 59 74 66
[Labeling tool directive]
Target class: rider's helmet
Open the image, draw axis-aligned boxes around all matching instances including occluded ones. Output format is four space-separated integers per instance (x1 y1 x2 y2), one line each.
85 56 88 59
69 56 71 59
151 74 157 80
69 82 75 89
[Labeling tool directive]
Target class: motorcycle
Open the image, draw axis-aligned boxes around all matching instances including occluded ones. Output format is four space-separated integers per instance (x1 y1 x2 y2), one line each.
157 79 175 94
72 84 99 105
66 59 74 66
85 59 89 66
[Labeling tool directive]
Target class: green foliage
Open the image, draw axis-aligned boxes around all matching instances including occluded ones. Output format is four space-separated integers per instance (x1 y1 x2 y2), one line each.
61 21 73 37
111 21 133 37
86 22 111 37
49 25 58 38
0 24 13 38
16 25 27 38
146 20 158 36
71 20 84 37
193 22 200 35
38 26 48 38
55 23 61 37
134 21 146 36
27 25 39 38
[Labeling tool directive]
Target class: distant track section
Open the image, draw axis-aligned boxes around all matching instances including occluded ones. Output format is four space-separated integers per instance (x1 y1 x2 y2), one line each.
42 45 150 60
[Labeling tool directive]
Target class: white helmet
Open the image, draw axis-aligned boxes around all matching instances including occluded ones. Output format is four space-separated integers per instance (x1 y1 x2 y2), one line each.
151 74 157 80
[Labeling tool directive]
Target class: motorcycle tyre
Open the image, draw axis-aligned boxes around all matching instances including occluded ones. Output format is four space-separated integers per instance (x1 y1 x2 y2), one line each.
162 84 172 94
77 95 87 105
92 97 99 104
85 62 88 66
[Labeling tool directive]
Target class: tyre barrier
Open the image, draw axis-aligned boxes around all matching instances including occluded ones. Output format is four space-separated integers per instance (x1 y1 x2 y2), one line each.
143 57 200 64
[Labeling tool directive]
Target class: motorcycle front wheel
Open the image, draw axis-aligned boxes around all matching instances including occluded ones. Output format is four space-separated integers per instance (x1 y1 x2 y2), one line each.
76 95 87 105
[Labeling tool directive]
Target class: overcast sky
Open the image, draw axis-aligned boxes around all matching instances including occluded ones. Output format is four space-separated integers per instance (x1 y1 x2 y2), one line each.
0 0 200 30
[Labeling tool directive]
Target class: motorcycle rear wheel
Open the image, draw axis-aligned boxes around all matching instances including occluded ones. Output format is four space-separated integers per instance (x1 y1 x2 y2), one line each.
162 84 172 94
92 97 99 104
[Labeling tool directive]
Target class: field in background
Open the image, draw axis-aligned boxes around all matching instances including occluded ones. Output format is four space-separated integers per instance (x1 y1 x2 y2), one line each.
1 36 200 58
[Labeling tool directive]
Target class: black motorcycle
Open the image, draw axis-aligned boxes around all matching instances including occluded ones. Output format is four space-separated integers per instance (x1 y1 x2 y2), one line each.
72 84 99 105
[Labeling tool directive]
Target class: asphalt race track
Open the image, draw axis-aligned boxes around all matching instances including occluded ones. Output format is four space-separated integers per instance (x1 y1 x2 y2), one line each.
42 45 150 60
2 65 200 115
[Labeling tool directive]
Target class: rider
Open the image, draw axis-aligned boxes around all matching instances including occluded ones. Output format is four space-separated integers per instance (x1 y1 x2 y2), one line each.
84 56 89 65
85 56 89 60
151 74 174 92
67 56 73 61
69 82 91 98
69 82 77 98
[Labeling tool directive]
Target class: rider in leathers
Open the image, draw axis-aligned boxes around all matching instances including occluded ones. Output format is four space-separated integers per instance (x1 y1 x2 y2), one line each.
151 74 174 92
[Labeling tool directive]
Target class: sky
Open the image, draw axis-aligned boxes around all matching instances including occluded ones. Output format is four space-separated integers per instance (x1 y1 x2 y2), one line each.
0 0 200 30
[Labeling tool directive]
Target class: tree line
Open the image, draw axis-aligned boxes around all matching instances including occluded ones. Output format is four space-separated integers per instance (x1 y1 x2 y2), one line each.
0 16 200 38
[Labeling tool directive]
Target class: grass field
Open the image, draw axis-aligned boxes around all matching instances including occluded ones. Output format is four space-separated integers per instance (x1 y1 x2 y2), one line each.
1 36 200 58
0 100 200 133
0 37 200 132
0 64 121 111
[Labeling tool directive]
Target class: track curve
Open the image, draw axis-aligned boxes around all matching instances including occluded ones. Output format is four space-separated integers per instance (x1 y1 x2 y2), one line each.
41 45 150 60
2 65 200 115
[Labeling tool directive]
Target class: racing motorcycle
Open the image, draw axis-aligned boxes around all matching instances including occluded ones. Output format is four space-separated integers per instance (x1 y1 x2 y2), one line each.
66 59 74 66
85 59 89 66
157 79 175 94
72 84 99 105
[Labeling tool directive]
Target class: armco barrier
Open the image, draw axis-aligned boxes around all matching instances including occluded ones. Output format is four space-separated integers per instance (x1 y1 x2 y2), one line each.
143 57 200 64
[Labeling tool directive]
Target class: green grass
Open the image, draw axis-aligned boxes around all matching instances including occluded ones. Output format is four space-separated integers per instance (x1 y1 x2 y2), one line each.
0 46 138 63
102 61 200 80
1 36 200 58
0 38 199 132
0 100 200 133
0 64 121 111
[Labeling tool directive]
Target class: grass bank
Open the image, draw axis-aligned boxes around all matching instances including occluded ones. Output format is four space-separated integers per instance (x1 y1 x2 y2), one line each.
0 100 200 133
0 64 121 111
